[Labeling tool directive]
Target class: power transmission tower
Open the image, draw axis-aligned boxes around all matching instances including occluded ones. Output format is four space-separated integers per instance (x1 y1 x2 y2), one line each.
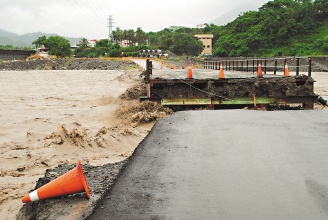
107 15 114 44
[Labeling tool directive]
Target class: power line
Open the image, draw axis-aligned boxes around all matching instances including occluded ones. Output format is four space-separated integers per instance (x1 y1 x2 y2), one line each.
65 0 94 24
92 0 109 19
66 0 97 24
64 0 110 39
82 0 106 21
68 0 103 26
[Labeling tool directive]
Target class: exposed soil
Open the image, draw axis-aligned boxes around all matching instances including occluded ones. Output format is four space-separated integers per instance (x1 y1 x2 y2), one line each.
214 76 316 97
120 83 147 100
150 76 316 99
116 100 174 126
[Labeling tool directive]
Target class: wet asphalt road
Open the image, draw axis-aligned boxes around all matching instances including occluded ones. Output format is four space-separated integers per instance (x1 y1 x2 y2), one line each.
88 110 328 220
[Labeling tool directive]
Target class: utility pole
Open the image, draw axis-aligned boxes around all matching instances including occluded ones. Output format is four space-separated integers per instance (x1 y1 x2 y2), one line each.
107 15 114 44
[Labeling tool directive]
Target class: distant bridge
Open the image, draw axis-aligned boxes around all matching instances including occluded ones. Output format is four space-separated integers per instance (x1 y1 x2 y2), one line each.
0 49 35 60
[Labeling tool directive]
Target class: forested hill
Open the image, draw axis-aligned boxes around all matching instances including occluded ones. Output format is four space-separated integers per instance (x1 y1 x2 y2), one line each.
208 0 328 57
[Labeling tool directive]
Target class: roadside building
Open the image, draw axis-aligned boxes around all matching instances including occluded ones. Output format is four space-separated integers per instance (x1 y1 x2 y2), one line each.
88 39 98 47
194 34 214 56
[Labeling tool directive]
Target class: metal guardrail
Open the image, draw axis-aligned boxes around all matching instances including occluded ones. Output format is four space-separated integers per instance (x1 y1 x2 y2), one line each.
204 57 313 76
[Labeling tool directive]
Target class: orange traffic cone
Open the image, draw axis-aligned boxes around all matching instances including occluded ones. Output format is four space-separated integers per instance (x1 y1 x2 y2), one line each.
257 63 263 78
284 62 290 77
187 66 193 79
22 161 90 203
218 63 225 79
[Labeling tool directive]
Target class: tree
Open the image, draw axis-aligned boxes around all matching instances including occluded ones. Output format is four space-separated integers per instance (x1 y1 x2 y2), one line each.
169 33 204 56
112 27 123 43
32 35 47 48
147 32 160 46
314 0 328 18
159 34 174 50
32 35 72 57
43 36 72 57
96 39 109 47
127 29 136 46
74 38 90 57
135 27 147 45
79 38 89 49
209 0 328 57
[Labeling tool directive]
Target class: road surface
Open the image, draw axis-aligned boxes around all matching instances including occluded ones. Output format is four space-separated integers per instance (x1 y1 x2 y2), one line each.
88 110 328 220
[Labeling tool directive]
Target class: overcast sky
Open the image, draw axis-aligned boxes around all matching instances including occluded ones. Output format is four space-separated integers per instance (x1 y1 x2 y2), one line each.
0 0 269 39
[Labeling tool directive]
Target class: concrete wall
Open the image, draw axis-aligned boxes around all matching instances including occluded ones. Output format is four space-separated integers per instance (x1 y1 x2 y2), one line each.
0 49 35 60
195 34 214 56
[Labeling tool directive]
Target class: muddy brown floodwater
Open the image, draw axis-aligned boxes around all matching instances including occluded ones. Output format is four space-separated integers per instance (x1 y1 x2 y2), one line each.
0 69 157 220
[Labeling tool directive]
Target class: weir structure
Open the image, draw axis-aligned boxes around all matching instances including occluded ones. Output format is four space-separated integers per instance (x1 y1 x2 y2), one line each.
140 57 317 109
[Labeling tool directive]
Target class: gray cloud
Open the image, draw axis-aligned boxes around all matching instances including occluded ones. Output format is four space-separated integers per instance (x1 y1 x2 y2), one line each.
0 0 269 38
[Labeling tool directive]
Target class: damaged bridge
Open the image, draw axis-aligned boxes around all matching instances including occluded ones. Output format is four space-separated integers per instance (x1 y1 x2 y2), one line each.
141 57 317 109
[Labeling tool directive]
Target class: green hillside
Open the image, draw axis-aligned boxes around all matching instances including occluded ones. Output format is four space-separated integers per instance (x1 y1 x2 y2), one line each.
269 21 328 57
0 29 81 48
211 0 328 57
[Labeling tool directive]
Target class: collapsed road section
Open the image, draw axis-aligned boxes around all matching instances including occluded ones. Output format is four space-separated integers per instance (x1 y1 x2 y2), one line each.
140 57 317 109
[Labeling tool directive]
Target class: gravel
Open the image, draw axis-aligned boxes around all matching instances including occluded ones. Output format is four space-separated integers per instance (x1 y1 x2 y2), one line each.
0 58 137 71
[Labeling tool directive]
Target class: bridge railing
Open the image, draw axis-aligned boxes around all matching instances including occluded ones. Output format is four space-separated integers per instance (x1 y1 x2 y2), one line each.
204 57 312 76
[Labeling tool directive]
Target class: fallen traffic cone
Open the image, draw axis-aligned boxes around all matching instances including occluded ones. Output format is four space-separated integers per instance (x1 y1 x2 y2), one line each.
218 63 225 79
187 66 193 79
284 62 290 77
257 63 263 78
22 161 90 203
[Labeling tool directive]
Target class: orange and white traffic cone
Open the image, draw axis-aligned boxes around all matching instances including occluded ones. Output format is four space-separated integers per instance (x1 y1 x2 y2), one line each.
257 63 263 78
284 62 290 77
21 161 90 203
218 63 225 79
187 66 193 79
